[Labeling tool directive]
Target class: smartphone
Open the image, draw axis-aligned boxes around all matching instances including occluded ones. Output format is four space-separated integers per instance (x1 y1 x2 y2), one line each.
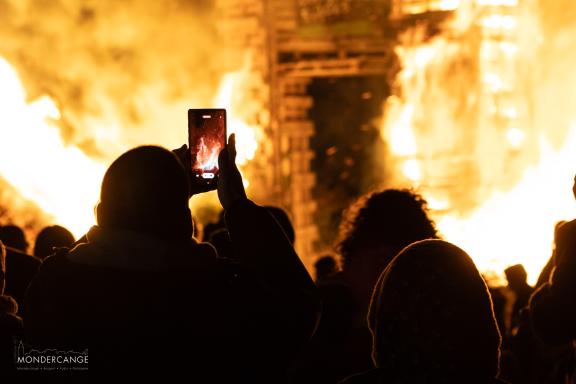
188 108 226 190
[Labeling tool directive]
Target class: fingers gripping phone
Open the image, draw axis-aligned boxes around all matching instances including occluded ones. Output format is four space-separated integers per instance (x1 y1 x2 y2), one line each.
188 108 227 191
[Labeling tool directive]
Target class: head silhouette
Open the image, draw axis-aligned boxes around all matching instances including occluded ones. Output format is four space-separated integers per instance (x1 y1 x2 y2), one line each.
337 189 438 269
504 264 528 292
314 255 337 280
0 225 29 253
368 240 501 381
97 146 192 242
34 225 75 259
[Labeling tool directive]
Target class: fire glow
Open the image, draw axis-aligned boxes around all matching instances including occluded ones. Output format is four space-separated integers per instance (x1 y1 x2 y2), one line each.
195 137 221 172
0 56 105 237
0 58 261 238
383 0 576 284
0 0 574 286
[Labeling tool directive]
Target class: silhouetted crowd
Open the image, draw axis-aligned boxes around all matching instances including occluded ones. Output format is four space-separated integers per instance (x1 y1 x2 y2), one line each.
0 134 574 382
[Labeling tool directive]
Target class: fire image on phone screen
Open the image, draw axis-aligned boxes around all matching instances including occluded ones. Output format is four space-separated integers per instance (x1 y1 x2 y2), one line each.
188 109 226 189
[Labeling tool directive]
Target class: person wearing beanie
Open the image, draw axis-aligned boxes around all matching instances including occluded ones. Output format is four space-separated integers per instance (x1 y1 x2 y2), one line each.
343 240 505 384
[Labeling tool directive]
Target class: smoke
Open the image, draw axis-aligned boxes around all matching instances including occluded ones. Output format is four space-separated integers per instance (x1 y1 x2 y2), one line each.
0 0 226 159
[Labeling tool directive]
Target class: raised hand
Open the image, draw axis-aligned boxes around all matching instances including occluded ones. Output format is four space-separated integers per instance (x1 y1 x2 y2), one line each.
217 134 247 210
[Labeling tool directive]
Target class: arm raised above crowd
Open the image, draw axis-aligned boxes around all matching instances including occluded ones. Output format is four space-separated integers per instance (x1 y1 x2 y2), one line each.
218 134 320 345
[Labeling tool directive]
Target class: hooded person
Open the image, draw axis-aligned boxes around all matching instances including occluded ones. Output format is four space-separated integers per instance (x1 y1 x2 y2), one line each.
23 137 319 380
342 240 504 384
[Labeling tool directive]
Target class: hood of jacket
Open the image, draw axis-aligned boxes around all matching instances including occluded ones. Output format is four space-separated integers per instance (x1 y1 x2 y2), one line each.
368 239 501 381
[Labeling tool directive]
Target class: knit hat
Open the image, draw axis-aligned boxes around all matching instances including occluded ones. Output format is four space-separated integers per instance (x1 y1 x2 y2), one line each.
368 240 501 382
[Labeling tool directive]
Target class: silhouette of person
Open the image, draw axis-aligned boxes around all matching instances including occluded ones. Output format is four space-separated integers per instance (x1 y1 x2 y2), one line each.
484 280 506 340
0 226 40 312
504 264 533 334
0 241 24 372
314 255 338 284
503 219 575 382
24 135 320 380
0 242 4 295
529 217 576 382
33 225 75 260
0 226 29 253
342 240 504 384
335 189 439 311
290 189 438 383
532 177 576 341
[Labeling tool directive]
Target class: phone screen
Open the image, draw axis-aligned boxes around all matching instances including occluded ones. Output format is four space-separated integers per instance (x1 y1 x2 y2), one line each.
188 108 226 190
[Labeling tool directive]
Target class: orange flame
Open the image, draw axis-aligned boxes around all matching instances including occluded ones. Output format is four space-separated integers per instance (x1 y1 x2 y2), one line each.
0 56 105 238
195 137 221 171
383 0 571 284
0 51 261 236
